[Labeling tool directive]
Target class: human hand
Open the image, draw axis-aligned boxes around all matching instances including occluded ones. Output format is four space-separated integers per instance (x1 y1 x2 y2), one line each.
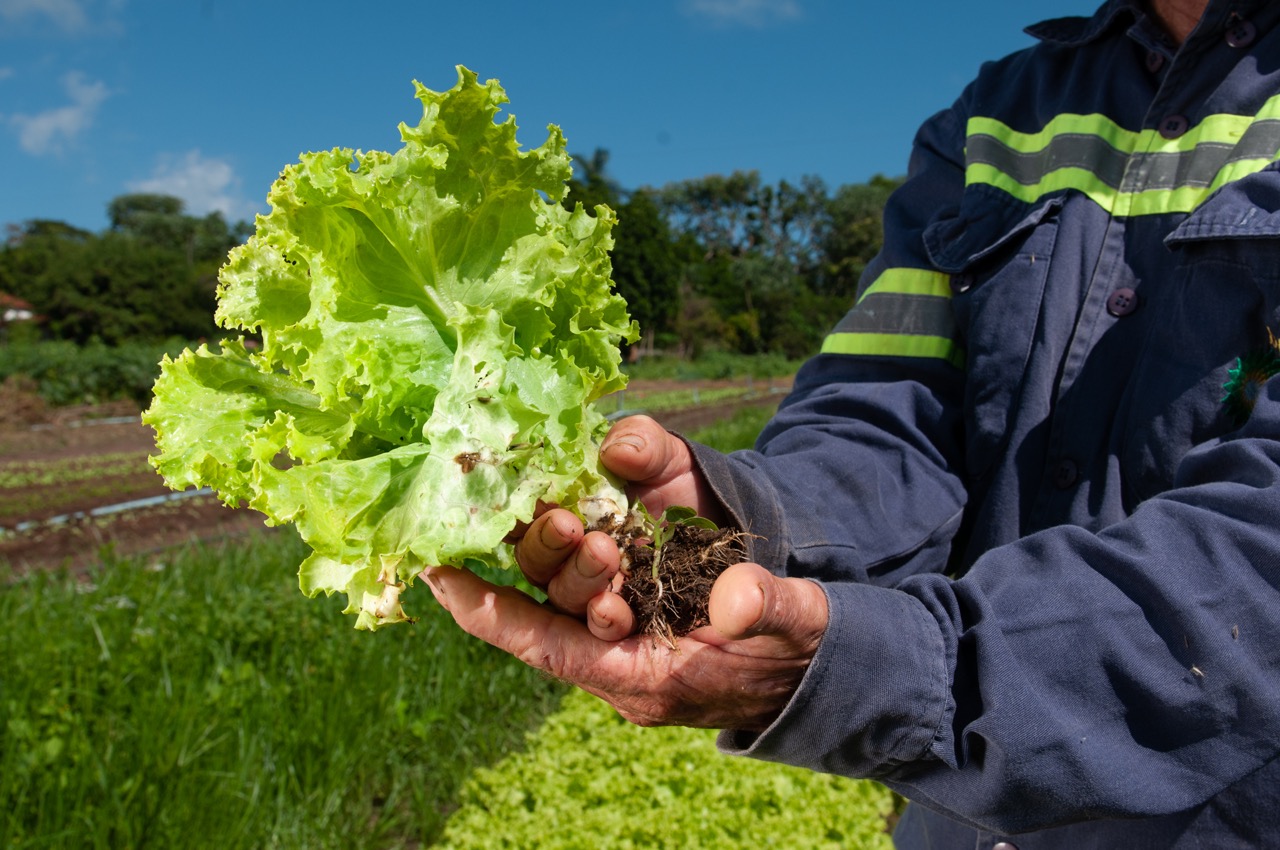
421 560 828 731
511 415 726 640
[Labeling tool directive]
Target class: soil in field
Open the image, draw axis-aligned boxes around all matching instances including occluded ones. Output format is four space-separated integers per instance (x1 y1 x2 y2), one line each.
0 397 270 574
0 377 787 576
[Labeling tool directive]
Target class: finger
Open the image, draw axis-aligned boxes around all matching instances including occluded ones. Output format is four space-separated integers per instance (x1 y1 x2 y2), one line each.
586 589 637 641
424 564 807 731
601 416 722 521
600 415 689 486
422 565 635 686
544 531 621 616
708 563 828 651
514 508 584 588
503 500 554 544
423 565 569 675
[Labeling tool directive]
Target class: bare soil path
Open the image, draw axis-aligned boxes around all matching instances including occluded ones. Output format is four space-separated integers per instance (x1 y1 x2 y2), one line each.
0 401 269 573
0 377 790 573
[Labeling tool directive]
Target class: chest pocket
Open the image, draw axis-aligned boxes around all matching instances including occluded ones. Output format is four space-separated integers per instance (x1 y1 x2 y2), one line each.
923 191 1063 483
1124 167 1280 501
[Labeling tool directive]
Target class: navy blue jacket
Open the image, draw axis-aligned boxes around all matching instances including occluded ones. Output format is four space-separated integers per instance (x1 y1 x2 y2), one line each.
697 1 1280 846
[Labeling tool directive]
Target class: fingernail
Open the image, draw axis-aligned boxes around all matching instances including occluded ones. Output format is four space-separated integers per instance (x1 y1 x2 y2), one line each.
602 434 645 455
422 568 449 609
541 512 580 551
588 606 613 632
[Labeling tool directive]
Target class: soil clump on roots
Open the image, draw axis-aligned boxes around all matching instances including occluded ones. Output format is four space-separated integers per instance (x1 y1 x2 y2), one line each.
617 522 749 647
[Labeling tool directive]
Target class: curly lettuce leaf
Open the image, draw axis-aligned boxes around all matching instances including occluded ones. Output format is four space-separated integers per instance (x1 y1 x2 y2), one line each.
143 67 638 629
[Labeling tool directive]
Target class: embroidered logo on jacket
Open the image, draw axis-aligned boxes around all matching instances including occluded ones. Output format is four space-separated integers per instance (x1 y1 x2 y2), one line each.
1223 331 1280 426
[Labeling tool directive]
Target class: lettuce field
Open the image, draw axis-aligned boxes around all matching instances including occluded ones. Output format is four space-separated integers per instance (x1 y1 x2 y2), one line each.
0 386 900 848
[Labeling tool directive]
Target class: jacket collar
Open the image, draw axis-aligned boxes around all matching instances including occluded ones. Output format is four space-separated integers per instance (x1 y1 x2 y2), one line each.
1026 0 1270 47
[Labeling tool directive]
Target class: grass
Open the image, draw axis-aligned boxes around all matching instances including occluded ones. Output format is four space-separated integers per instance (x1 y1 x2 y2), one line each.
685 405 776 453
433 401 902 849
0 530 565 849
0 397 901 849
437 689 897 850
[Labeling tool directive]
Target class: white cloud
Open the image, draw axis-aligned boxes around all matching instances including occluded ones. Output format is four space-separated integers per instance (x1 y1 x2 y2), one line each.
8 71 109 155
128 150 250 220
0 0 90 32
683 0 801 27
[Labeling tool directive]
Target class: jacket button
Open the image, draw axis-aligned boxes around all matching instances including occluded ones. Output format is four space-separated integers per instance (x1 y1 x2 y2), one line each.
951 273 975 294
1054 459 1079 489
1226 18 1257 48
993 844 1020 850
1145 50 1165 73
1159 114 1190 139
1107 287 1139 317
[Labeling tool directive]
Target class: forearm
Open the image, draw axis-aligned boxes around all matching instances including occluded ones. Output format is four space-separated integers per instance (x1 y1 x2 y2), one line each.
687 352 968 585
717 404 1280 833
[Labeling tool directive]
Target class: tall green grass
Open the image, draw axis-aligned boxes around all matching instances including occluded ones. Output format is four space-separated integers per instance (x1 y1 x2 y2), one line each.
0 531 564 849
0 339 191 407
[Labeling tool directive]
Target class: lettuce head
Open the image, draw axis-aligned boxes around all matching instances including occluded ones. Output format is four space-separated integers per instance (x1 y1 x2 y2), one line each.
143 67 638 629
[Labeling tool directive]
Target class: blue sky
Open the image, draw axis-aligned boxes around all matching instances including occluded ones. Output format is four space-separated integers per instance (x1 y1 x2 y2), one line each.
1 0 1102 233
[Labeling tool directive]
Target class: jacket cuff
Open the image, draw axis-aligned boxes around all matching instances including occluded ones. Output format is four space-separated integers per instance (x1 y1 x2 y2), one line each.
682 438 790 572
717 580 950 777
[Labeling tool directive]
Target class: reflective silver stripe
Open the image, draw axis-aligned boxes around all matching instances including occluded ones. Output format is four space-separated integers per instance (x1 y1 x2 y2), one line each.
966 96 1280 214
966 120 1280 194
831 292 955 338
822 268 962 366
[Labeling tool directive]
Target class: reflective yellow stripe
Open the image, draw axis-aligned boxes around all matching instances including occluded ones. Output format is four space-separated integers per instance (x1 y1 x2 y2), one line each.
857 267 952 301
822 268 963 368
968 112 1138 154
966 93 1280 215
822 331 965 369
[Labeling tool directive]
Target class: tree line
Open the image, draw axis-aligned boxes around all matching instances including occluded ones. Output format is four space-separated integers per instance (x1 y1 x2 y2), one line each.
0 157 902 359
1 194 251 345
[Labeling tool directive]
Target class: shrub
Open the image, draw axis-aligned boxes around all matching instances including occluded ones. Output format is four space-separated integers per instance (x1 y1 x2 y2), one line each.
0 339 190 406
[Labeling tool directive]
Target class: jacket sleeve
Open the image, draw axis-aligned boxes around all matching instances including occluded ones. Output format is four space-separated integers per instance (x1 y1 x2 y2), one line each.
697 109 1280 831
715 402 1280 832
690 101 972 588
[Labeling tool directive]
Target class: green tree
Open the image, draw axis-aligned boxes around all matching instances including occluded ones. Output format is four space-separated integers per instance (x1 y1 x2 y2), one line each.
657 171 830 355
109 193 245 267
565 151 682 357
820 174 903 298
0 194 247 344
565 148 622 213
611 190 680 355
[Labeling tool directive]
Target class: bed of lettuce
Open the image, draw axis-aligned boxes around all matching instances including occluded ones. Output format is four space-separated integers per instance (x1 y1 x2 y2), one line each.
143 67 637 629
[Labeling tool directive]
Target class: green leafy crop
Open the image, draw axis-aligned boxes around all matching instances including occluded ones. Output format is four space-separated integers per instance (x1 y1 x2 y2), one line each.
143 67 637 629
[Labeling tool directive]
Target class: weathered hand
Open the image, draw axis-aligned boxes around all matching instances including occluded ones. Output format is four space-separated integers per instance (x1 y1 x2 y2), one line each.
509 415 725 640
421 561 828 731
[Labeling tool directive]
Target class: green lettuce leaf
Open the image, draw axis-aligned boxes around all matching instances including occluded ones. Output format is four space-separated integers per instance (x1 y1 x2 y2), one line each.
143 67 638 629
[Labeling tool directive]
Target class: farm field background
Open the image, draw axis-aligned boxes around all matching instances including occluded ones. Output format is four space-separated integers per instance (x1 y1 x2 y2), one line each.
0 376 792 574
0 378 901 849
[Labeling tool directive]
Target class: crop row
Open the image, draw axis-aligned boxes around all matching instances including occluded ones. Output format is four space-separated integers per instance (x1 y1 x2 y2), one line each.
0 451 152 490
602 378 792 415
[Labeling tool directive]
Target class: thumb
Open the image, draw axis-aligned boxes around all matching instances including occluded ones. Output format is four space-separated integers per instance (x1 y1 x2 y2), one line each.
707 563 828 650
599 415 689 485
600 415 722 523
